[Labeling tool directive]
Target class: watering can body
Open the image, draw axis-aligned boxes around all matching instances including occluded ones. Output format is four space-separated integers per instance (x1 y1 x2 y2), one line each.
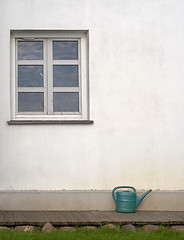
112 186 152 213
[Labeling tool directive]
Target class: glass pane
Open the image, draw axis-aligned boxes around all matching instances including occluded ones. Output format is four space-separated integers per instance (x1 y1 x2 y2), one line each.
53 92 79 112
53 65 78 87
53 41 78 60
18 92 44 112
18 41 43 60
18 65 43 87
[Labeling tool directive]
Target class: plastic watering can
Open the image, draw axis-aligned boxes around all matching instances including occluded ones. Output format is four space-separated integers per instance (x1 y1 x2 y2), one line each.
112 186 152 213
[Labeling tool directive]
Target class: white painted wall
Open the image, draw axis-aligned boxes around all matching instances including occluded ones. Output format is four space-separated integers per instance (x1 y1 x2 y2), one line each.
1 0 184 191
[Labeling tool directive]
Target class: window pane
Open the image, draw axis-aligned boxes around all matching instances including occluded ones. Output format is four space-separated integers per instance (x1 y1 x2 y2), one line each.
53 41 78 60
18 65 43 87
18 92 44 112
18 41 43 60
53 92 79 112
53 65 78 87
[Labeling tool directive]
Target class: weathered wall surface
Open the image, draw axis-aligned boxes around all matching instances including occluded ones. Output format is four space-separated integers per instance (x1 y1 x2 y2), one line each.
1 0 184 193
0 190 184 211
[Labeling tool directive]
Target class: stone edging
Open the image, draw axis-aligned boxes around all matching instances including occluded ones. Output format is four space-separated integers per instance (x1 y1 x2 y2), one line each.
0 223 184 233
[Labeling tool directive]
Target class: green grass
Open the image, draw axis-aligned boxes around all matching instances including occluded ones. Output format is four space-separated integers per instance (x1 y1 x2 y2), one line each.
0 226 184 240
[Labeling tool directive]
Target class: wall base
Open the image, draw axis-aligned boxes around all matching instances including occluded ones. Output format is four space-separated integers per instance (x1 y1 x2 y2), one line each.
0 190 183 211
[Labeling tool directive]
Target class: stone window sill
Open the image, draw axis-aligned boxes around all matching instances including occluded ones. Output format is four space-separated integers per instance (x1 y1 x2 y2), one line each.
7 120 94 125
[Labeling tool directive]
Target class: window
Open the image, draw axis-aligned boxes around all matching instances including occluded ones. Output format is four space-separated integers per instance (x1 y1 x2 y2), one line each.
10 31 91 123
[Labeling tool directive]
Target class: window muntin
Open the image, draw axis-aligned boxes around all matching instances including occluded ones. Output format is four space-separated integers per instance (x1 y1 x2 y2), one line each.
15 37 82 117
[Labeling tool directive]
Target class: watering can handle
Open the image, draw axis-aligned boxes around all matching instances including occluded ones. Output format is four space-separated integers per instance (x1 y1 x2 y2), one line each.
112 186 136 202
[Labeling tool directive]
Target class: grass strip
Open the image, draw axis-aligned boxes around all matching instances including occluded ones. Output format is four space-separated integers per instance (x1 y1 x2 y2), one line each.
0 226 184 240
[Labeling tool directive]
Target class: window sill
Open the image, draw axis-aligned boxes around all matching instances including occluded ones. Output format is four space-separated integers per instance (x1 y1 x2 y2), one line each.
7 120 94 125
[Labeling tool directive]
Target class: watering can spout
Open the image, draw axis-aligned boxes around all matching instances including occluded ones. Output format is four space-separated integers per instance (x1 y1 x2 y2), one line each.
136 189 152 208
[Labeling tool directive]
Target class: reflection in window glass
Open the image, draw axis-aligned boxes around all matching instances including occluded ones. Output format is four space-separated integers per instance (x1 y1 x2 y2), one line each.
18 92 44 112
53 65 78 87
53 92 79 112
18 41 43 60
18 65 43 87
53 41 78 60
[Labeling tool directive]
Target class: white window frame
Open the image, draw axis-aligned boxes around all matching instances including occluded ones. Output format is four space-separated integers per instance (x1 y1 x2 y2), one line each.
10 30 89 121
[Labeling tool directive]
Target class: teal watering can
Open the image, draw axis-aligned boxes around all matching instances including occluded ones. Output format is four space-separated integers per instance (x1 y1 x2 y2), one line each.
112 186 152 213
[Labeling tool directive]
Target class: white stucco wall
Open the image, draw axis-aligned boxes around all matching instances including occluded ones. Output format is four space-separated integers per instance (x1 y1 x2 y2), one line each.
1 0 184 191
